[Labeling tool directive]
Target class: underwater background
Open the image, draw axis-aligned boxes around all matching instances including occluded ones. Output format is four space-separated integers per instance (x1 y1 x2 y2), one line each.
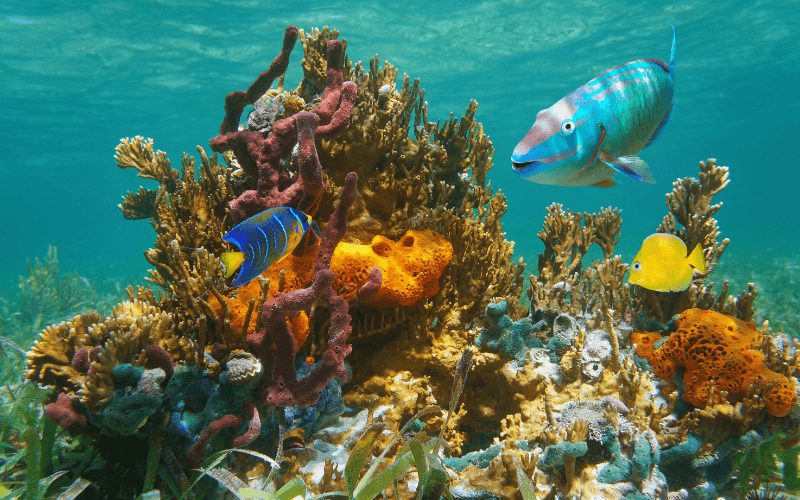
2 0 799 295
3 1 800 499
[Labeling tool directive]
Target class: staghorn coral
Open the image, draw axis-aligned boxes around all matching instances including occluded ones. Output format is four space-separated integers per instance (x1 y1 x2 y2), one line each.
525 204 630 329
636 308 794 418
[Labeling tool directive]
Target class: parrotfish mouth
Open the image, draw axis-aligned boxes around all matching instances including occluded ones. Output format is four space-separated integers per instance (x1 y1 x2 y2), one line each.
511 159 542 176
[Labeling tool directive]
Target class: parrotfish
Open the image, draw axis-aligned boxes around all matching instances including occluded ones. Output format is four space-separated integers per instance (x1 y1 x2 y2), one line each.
220 207 312 287
628 233 706 292
511 24 676 187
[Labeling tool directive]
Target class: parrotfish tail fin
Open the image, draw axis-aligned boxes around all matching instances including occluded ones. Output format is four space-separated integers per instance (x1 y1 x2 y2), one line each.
220 252 245 278
668 22 676 81
599 152 656 184
687 244 707 274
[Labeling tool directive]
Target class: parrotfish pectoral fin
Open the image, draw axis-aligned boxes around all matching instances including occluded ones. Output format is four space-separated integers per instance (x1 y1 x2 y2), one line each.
220 252 245 278
568 125 607 183
599 151 656 184
591 179 616 188
687 244 707 274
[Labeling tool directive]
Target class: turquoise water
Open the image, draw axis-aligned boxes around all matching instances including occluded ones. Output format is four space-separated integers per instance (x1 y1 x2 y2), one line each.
2 0 799 294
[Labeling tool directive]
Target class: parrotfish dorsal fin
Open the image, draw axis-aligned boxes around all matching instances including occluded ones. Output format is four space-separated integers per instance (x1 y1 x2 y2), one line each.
668 22 676 80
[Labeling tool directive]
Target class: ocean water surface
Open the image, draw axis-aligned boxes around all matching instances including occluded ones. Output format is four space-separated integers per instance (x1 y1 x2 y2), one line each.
2 0 798 296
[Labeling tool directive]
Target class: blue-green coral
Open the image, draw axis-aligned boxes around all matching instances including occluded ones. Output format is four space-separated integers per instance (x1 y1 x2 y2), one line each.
476 301 541 363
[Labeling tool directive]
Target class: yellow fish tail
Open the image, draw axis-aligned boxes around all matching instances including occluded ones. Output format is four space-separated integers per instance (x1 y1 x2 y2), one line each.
220 252 245 278
687 244 706 274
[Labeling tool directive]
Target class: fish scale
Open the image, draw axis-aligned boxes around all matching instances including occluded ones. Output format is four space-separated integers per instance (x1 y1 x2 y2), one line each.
511 25 676 187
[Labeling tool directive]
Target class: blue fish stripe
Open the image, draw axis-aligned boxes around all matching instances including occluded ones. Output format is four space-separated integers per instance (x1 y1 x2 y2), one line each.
254 224 270 272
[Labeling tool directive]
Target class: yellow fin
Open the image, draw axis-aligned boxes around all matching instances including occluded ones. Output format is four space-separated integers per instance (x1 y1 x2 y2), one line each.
687 244 707 274
220 252 245 278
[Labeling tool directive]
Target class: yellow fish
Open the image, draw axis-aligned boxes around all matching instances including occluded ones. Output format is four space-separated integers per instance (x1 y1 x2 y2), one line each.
628 234 706 292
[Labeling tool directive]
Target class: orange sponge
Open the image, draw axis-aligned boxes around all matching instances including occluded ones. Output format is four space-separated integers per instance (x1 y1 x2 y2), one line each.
331 230 453 307
635 309 794 417
209 230 453 336
630 331 664 361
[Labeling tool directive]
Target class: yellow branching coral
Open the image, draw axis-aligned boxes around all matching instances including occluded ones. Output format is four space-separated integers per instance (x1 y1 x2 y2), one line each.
525 204 627 325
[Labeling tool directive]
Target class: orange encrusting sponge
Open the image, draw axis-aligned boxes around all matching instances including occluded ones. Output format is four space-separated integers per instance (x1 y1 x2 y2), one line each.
632 308 794 417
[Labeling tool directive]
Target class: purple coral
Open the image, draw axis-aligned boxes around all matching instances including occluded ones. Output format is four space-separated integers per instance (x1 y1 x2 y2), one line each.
248 173 382 408
45 393 97 437
209 25 357 225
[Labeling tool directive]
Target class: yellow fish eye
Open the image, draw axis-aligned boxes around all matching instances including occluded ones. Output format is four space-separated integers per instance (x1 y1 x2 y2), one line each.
632 262 642 271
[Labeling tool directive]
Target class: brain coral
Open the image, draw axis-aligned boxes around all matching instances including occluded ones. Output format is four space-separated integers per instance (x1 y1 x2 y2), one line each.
638 308 794 417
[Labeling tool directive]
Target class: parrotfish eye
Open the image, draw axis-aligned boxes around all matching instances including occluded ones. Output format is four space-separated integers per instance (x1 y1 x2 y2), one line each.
632 262 642 271
560 119 575 135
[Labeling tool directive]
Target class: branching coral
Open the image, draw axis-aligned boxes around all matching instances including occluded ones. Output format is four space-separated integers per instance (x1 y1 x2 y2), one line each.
116 136 234 345
525 204 628 330
631 159 756 323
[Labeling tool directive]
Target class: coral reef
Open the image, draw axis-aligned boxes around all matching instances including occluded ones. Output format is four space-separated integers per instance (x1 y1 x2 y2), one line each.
16 18 800 500
631 159 758 325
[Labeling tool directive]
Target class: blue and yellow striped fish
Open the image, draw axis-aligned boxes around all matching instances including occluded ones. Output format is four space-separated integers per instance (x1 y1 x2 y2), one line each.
220 207 312 287
511 24 676 187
